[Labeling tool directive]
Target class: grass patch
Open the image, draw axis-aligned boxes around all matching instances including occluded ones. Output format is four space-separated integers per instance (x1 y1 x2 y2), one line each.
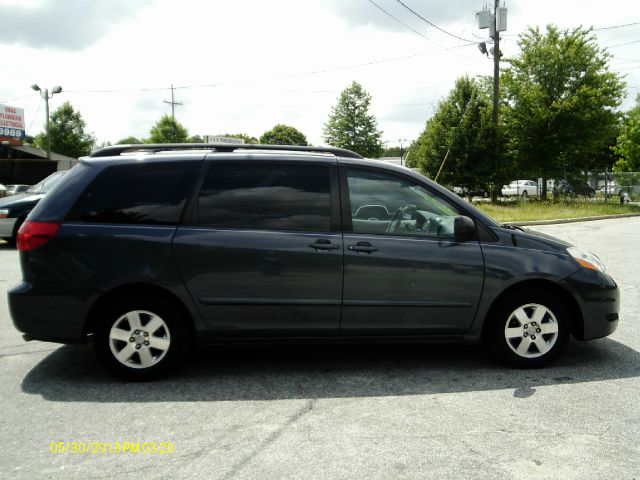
475 200 640 222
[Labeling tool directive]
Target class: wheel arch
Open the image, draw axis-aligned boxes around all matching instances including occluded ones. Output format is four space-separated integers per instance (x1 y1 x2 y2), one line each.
85 283 196 338
481 279 584 341
10 213 28 244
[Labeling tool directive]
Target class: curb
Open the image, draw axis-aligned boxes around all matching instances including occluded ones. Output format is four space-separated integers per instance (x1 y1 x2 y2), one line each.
504 212 640 226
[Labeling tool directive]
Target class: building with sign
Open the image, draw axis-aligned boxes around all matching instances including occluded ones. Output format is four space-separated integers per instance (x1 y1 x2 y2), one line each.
202 135 245 144
0 103 77 185
0 104 26 146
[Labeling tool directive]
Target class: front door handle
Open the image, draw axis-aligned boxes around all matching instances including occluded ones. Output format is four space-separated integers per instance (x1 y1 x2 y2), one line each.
348 241 378 253
309 239 341 250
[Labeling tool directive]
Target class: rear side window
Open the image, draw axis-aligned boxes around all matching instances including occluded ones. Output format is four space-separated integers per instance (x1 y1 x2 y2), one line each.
197 163 331 232
67 162 200 225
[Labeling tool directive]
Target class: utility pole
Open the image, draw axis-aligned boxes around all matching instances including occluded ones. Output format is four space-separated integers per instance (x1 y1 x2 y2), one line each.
163 84 182 118
476 2 507 127
492 0 500 127
477 2 507 201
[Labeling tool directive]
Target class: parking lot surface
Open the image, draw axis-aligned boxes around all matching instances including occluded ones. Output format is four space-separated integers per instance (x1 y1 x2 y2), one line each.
0 217 638 479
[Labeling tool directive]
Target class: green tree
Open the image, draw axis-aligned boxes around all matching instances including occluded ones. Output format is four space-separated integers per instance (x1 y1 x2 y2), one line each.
35 101 95 158
188 135 204 143
323 81 384 158
117 136 143 144
613 96 640 171
147 115 189 143
502 25 625 198
409 76 507 198
260 124 308 145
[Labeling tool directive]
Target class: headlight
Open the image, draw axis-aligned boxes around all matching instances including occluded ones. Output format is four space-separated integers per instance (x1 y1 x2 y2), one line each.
0 209 9 219
567 247 606 273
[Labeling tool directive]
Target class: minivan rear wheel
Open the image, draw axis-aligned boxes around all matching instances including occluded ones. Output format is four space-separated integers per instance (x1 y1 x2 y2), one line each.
488 289 569 368
94 295 186 380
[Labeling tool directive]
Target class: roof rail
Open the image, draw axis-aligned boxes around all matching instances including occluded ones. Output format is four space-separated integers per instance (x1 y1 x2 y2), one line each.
89 143 363 159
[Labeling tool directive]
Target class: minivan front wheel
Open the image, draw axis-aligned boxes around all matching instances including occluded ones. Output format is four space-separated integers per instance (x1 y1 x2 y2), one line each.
94 295 186 380
488 289 569 368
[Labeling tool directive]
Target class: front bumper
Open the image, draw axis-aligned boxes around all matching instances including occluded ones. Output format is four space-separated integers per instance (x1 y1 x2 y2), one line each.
564 269 619 340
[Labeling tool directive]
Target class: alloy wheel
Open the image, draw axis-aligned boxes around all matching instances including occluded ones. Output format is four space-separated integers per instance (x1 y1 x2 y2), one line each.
504 303 559 359
108 310 171 369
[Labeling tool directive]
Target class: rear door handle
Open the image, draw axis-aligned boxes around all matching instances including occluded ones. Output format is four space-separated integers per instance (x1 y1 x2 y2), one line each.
309 239 341 250
348 242 378 253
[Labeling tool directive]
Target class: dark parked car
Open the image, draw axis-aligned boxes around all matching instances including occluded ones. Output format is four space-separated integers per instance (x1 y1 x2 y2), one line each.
0 171 66 244
8 144 619 380
552 179 595 198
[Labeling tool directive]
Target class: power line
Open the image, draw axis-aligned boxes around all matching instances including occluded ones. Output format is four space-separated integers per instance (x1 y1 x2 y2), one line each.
367 0 475 60
612 64 640 72
65 86 169 94
594 21 640 31
394 0 475 43
366 0 445 49
0 93 38 104
61 46 475 96
25 97 42 134
612 56 640 63
606 39 640 48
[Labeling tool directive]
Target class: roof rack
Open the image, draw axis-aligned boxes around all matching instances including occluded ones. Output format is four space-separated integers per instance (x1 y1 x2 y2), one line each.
89 143 363 159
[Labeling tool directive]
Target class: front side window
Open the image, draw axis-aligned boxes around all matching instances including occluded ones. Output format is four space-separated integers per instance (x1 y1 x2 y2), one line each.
197 163 331 232
347 168 459 238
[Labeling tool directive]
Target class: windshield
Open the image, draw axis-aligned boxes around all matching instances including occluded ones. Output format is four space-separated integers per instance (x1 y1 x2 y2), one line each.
26 171 67 194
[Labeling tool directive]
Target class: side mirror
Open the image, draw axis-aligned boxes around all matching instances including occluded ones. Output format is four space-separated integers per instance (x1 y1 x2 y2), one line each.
454 215 476 242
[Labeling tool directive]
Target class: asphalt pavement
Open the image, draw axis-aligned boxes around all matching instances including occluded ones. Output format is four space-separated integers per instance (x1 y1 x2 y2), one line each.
0 217 638 479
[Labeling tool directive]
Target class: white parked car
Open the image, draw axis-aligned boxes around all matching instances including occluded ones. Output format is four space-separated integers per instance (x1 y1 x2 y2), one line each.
501 180 539 198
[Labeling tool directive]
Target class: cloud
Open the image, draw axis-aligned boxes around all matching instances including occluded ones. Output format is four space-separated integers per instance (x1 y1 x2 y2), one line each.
0 0 153 50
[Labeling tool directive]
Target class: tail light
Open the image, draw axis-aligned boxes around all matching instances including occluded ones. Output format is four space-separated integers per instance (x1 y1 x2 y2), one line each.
17 221 61 251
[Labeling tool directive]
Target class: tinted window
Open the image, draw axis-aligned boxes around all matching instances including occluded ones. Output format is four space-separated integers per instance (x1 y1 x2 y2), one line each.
347 168 459 237
197 163 331 231
67 162 200 225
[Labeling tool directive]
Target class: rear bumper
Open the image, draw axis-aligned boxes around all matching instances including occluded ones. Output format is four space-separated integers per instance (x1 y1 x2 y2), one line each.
564 270 619 340
8 281 88 344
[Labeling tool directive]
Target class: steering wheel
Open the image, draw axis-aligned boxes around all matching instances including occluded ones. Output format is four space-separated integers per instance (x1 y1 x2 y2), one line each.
386 204 417 233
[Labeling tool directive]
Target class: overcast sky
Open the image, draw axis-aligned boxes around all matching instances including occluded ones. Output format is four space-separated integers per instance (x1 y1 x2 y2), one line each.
1 0 639 148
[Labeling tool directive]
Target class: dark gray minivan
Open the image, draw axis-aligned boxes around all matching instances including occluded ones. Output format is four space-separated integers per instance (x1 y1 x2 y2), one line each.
8 144 619 380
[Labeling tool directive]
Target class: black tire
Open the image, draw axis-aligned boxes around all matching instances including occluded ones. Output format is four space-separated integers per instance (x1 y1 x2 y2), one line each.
94 294 187 381
521 190 528 198
487 289 569 368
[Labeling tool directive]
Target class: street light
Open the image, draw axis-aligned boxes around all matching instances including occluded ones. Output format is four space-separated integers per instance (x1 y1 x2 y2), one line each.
31 83 63 160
